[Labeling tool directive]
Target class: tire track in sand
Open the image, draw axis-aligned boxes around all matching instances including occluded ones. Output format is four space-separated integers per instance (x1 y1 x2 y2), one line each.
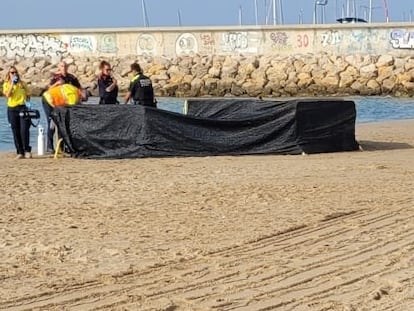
2 208 413 310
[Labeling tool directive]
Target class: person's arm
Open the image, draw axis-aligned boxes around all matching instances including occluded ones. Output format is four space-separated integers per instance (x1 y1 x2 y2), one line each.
3 81 14 98
105 76 117 92
124 81 134 104
124 91 131 104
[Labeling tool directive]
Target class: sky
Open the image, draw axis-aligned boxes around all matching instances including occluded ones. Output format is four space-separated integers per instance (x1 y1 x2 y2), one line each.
0 0 409 30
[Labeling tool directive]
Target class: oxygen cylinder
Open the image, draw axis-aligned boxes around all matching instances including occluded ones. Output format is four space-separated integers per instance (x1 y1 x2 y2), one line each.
37 125 45 156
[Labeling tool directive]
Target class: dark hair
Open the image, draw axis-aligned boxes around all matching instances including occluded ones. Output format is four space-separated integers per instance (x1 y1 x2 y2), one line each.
99 60 110 70
130 62 143 74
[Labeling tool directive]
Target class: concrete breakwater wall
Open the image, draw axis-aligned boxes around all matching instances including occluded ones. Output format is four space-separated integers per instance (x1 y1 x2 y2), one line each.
1 23 414 97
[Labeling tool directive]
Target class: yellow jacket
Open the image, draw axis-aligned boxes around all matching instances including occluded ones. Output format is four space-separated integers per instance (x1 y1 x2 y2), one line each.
43 84 81 107
2 80 30 108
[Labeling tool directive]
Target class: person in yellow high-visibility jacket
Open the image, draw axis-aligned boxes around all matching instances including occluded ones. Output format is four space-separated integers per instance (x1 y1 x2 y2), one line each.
41 61 83 153
42 83 82 152
2 66 32 159
42 83 82 107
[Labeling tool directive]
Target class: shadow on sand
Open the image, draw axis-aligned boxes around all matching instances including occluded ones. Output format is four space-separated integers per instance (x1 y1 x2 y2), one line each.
358 140 413 151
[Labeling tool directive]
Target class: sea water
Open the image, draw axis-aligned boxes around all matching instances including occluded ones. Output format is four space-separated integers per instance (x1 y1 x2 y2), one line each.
1 96 414 152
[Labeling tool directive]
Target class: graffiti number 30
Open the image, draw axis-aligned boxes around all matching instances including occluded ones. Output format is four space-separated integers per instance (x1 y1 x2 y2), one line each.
297 34 309 48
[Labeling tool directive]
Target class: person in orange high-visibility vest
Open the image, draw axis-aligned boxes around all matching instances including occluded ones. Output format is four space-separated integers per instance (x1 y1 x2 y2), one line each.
41 61 82 153
42 83 82 108
42 83 82 153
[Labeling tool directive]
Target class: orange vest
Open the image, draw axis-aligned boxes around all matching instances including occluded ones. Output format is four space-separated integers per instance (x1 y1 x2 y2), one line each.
43 84 81 107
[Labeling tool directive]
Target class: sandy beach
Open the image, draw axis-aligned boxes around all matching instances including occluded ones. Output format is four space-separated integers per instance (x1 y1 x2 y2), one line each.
0 119 413 311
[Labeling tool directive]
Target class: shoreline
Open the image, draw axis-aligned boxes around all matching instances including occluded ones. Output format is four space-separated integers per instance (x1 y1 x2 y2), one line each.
1 117 414 155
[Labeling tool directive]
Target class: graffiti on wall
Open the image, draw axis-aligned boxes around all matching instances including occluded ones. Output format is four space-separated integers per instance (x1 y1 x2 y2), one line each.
296 34 310 48
220 32 260 53
270 32 288 45
70 36 95 52
137 34 157 55
341 29 380 54
176 33 199 55
321 30 342 46
0 34 67 58
199 33 215 54
269 31 292 51
222 32 248 52
390 29 414 49
98 34 118 53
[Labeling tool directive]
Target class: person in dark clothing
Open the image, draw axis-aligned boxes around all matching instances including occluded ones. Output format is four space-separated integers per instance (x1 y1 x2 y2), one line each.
97 60 118 105
124 62 156 107
42 61 82 152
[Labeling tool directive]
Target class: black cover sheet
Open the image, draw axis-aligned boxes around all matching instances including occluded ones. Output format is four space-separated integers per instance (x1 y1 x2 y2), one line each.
51 98 359 159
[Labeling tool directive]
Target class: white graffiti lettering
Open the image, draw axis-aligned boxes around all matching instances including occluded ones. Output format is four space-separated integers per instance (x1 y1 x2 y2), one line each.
390 30 414 49
222 32 248 51
321 30 342 47
0 34 67 59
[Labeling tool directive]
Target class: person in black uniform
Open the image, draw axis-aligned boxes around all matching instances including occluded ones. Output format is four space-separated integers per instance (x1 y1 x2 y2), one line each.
49 61 81 89
124 62 156 107
97 60 118 105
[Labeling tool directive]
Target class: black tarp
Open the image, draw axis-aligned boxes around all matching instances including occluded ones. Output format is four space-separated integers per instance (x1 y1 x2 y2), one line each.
51 98 359 159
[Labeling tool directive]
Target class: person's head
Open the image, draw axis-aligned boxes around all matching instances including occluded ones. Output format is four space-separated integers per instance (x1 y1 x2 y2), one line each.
130 62 143 75
58 61 69 75
5 66 19 82
99 60 112 76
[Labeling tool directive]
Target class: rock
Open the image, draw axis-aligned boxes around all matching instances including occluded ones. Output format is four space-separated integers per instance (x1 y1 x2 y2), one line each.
350 80 365 93
376 55 394 67
366 79 381 93
208 64 221 78
377 66 394 82
382 78 396 92
360 64 377 79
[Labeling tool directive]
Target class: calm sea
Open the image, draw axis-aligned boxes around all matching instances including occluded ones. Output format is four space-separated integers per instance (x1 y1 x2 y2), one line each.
1 96 414 152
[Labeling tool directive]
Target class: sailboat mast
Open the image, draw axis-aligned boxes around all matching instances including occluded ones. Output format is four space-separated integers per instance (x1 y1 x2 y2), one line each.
368 0 373 22
383 0 390 22
141 0 149 27
272 0 277 25
278 0 284 24
254 0 258 25
239 5 243 25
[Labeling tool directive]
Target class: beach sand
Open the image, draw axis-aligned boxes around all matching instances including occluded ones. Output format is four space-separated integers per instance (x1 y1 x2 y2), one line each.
0 120 413 310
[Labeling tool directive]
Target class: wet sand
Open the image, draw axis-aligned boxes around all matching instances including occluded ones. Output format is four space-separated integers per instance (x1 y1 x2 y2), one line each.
0 120 413 310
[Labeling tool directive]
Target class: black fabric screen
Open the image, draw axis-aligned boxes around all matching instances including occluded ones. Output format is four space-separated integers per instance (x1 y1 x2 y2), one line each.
51 98 358 159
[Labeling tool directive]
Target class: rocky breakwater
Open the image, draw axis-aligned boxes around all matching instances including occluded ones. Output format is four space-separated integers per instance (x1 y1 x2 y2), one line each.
1 53 414 97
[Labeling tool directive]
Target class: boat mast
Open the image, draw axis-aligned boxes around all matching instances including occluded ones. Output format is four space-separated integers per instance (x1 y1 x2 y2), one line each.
254 0 259 25
383 0 390 22
369 0 373 22
272 0 277 25
141 0 149 27
177 9 182 26
239 5 243 25
278 0 284 24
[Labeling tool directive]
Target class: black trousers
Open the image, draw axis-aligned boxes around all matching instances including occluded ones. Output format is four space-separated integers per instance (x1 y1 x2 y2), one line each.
41 97 54 151
7 106 31 155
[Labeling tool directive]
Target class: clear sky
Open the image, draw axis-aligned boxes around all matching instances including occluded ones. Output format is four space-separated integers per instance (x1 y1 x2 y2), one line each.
0 0 408 29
